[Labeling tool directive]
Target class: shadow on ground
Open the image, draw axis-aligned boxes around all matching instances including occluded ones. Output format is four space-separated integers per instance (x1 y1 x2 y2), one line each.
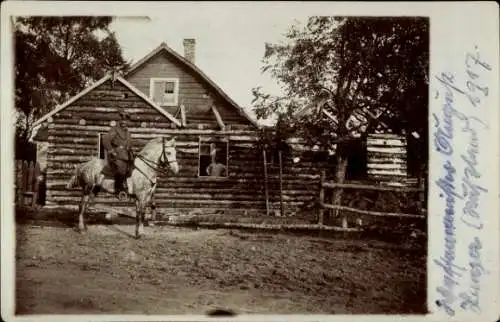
15 206 136 228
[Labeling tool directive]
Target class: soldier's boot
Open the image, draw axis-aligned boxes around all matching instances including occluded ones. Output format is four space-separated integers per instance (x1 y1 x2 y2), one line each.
115 175 128 201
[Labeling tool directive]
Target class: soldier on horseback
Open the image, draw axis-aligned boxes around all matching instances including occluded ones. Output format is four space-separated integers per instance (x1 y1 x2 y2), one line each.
101 110 134 199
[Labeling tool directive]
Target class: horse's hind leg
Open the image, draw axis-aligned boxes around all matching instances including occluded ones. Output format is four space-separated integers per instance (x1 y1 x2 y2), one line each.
78 194 90 232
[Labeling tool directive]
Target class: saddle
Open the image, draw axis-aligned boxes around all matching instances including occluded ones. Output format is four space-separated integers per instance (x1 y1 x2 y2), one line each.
101 151 135 178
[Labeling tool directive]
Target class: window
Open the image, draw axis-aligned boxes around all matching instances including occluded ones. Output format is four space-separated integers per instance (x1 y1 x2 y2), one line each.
264 147 280 165
263 142 290 166
150 78 179 106
97 133 106 159
198 138 228 177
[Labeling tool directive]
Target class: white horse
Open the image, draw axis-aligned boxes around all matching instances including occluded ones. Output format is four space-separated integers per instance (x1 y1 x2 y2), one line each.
66 136 179 238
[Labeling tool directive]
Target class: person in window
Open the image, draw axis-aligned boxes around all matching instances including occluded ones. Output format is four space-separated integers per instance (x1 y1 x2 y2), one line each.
101 110 133 198
206 154 227 177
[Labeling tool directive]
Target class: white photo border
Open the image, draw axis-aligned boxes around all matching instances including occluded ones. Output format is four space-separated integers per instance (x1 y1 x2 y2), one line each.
1 1 498 322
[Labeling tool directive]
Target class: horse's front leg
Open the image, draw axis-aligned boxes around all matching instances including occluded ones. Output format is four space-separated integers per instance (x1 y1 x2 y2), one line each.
135 199 145 239
78 194 90 232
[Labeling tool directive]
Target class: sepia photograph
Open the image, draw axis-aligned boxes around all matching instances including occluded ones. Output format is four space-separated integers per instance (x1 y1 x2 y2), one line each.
1 2 498 321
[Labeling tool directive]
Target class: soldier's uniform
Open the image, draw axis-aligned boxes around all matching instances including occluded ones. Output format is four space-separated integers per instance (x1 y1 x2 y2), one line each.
101 110 133 195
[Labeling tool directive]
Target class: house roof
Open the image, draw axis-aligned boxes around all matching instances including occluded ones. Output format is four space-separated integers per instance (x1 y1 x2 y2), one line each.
126 42 261 129
30 73 182 142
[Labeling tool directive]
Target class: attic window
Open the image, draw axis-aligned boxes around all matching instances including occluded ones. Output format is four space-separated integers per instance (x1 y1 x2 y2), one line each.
150 78 179 106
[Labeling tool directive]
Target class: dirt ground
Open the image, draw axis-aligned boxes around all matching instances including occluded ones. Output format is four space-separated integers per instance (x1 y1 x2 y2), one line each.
14 208 427 315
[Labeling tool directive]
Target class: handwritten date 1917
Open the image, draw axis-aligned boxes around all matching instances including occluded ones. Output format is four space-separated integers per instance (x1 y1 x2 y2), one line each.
433 45 490 317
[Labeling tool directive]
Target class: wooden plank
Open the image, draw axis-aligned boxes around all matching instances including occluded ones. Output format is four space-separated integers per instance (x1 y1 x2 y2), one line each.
367 169 407 176
180 104 187 127
367 163 407 170
210 104 226 130
367 133 404 139
367 138 407 147
367 146 406 154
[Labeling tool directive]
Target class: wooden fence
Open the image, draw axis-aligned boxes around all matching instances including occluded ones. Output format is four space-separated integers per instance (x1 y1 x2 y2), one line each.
15 160 41 207
318 169 425 227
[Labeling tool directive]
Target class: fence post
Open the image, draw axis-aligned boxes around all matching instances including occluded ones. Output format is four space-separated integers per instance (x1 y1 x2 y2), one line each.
318 169 325 226
262 148 270 216
278 150 284 217
27 161 35 192
22 160 29 206
33 162 40 207
15 160 21 205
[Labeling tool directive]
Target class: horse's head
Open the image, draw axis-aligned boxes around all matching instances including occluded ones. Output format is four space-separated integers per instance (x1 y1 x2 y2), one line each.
159 136 179 174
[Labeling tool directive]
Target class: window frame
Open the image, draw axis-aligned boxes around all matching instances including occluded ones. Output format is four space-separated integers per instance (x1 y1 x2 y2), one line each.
97 133 106 160
197 136 229 179
149 77 180 107
264 146 280 166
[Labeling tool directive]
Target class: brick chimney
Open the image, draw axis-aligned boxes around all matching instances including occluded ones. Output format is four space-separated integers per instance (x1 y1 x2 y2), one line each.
183 38 196 64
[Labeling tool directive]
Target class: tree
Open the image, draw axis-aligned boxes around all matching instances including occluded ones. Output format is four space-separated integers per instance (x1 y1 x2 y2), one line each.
252 16 429 213
14 16 131 144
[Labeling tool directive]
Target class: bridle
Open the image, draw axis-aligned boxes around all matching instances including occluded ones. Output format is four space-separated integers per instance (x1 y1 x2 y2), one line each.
134 137 177 185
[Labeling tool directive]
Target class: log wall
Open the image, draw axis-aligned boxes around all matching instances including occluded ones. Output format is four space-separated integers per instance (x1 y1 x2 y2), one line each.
42 79 324 214
366 133 408 183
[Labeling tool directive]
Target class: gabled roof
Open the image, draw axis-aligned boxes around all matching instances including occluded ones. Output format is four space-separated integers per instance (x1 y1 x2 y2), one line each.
32 73 182 129
29 73 182 142
126 42 261 129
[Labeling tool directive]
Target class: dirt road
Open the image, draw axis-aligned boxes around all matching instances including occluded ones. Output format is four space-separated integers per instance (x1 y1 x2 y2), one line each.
15 217 426 315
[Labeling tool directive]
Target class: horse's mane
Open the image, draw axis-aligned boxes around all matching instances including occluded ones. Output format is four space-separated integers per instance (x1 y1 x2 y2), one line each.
138 136 170 159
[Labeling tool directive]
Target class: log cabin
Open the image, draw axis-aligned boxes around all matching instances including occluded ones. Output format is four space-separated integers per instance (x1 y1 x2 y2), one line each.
30 40 328 216
293 99 426 186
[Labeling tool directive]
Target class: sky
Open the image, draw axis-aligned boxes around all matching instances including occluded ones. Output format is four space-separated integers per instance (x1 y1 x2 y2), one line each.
108 9 311 123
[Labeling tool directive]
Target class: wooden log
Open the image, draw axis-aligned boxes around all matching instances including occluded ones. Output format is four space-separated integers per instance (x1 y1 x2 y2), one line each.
70 98 146 106
45 196 270 207
47 172 311 187
47 189 314 202
174 222 361 232
53 118 224 130
321 181 423 192
320 202 425 219
46 174 319 185
50 123 258 136
49 186 314 199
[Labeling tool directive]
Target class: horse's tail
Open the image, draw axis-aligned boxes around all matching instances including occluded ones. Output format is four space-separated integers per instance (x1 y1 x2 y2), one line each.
66 166 80 189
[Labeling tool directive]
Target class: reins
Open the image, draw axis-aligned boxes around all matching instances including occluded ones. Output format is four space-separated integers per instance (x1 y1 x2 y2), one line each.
132 137 176 185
